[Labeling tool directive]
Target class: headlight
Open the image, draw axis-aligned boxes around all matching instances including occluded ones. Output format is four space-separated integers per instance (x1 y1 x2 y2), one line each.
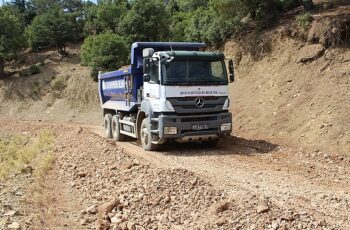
221 123 231 131
223 99 230 110
164 127 177 135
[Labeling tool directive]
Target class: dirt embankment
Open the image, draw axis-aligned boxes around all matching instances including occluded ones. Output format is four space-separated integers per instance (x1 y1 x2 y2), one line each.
0 45 101 125
225 5 350 156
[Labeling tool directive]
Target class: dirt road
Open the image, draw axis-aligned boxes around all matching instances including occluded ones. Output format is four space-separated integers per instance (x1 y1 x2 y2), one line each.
1 119 349 229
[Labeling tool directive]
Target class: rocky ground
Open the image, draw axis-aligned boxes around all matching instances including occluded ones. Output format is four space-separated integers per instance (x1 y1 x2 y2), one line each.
0 119 349 230
0 173 33 230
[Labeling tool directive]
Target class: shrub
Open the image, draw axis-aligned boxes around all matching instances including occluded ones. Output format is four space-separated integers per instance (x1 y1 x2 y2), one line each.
296 12 312 29
29 64 40 75
51 75 67 91
90 67 99 81
19 65 40 77
81 32 128 74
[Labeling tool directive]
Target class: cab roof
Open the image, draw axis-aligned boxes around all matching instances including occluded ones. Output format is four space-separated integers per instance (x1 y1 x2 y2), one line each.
164 51 225 60
131 42 206 68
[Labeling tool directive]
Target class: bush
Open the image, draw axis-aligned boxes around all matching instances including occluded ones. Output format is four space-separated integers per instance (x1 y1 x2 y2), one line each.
19 65 40 77
29 65 40 75
81 32 128 73
296 12 312 29
90 67 99 81
51 75 67 91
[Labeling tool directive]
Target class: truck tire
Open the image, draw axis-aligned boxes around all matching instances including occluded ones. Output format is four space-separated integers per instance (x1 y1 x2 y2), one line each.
140 118 158 151
104 113 113 139
112 115 126 141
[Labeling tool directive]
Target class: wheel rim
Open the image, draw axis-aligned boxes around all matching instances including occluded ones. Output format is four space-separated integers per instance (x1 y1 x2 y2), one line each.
141 126 149 146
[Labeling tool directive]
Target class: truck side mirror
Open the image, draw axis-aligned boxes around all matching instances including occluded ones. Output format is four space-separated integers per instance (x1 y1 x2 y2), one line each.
143 58 150 74
228 59 235 82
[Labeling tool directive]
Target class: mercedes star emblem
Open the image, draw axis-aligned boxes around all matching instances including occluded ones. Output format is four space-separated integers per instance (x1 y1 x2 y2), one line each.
194 97 205 108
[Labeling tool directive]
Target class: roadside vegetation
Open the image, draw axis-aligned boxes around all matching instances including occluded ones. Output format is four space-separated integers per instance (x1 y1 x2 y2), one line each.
0 130 55 181
0 0 318 79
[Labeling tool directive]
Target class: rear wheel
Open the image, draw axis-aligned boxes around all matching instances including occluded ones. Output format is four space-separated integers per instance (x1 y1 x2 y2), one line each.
104 114 113 139
140 118 159 151
112 115 126 141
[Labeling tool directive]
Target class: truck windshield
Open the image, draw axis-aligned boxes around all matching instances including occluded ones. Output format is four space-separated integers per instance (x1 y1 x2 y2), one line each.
161 59 228 85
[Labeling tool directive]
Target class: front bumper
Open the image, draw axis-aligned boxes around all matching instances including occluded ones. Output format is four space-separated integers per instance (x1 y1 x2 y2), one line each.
155 112 232 143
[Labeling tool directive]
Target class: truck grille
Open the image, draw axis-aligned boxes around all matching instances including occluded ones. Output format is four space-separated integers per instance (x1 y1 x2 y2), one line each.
181 116 217 122
168 97 227 114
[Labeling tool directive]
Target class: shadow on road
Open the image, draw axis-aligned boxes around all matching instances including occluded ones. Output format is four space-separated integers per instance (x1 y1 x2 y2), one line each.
90 125 279 157
159 135 279 157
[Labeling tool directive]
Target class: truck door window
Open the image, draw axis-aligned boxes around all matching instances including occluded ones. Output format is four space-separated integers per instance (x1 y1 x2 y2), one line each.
149 60 159 83
211 61 225 80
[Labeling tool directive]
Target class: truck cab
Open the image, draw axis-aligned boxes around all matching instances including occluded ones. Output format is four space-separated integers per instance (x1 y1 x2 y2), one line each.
98 42 234 151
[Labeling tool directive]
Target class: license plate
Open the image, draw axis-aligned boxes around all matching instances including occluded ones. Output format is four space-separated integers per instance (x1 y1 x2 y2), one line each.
192 124 208 130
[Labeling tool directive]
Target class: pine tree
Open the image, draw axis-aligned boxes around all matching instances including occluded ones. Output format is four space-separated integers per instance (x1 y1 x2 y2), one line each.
0 6 26 78
26 8 75 56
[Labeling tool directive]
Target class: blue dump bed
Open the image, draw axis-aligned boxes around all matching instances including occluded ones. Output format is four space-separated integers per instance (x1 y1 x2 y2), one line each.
98 42 206 112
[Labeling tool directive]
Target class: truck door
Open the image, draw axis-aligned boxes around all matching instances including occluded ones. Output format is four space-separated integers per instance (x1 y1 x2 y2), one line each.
143 59 160 99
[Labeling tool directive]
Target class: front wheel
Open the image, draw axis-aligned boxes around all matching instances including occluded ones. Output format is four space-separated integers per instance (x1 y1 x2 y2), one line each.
140 118 159 151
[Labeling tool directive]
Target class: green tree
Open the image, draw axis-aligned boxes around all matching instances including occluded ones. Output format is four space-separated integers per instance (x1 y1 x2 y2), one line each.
83 0 128 35
81 32 128 79
31 0 60 14
61 0 83 13
0 6 26 78
26 8 75 56
177 0 208 12
169 12 190 41
118 0 169 44
180 3 243 46
96 0 128 33
11 0 26 13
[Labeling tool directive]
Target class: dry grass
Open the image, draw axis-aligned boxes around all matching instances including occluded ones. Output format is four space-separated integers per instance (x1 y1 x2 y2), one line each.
0 130 55 181
64 73 99 110
50 75 68 92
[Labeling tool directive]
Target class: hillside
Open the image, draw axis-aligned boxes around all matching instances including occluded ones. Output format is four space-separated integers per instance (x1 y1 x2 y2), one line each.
225 4 350 155
0 44 101 124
